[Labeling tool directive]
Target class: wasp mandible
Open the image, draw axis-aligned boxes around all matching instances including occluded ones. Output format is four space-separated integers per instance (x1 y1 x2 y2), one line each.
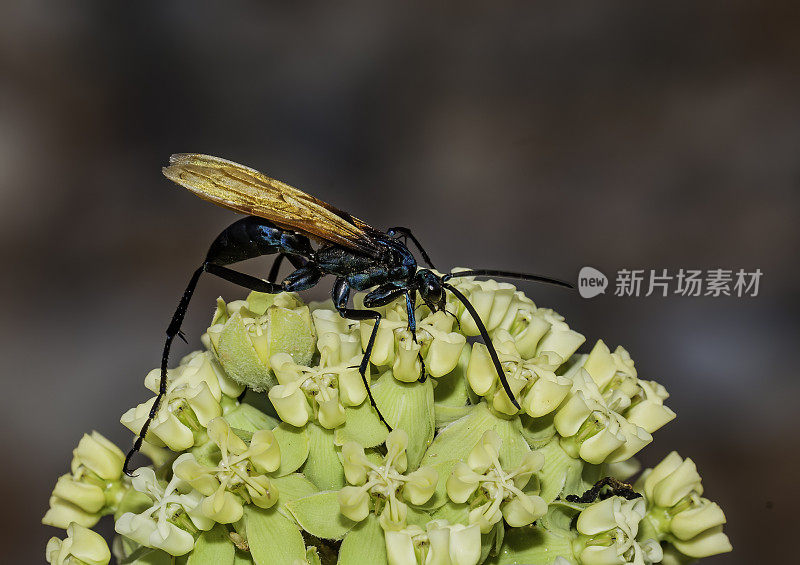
123 154 573 474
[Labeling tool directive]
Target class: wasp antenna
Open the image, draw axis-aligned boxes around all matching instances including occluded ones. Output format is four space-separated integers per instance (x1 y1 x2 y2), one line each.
442 269 574 289
442 282 520 410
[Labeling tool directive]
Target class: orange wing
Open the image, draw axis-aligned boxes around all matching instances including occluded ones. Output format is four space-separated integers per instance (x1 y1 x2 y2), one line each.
163 154 383 257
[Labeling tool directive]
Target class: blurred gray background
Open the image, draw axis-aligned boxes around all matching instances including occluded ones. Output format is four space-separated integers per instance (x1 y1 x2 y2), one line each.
2 1 798 563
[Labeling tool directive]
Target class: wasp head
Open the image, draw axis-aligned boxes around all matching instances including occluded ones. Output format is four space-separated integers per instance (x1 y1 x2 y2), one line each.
414 269 445 313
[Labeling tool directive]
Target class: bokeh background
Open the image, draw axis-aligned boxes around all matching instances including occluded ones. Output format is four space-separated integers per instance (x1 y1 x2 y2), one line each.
2 2 798 563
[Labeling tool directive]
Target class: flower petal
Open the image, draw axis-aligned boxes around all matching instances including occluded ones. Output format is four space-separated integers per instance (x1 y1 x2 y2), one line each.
403 466 439 505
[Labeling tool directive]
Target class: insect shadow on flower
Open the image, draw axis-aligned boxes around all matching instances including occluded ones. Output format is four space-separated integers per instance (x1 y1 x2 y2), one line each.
123 154 574 474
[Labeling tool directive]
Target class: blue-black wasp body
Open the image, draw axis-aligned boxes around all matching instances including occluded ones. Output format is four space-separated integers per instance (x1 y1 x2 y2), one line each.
123 154 572 474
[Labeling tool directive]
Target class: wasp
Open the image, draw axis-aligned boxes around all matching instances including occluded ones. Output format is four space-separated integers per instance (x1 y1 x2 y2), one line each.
124 154 573 473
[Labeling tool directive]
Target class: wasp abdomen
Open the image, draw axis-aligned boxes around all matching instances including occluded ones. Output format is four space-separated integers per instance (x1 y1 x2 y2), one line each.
206 216 311 266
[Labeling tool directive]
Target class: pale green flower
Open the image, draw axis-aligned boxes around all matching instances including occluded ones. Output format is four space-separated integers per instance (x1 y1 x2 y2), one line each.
384 519 481 565
115 466 213 556
268 350 367 429
355 296 466 382
43 432 127 529
120 351 233 451
466 331 571 417
46 523 110 565
446 430 546 533
338 430 438 531
173 417 281 523
443 275 584 361
554 368 653 464
266 309 369 428
313 308 363 365
575 496 662 565
582 340 676 434
636 452 732 559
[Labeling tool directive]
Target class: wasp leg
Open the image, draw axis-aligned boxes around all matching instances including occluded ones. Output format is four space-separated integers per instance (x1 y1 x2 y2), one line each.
204 263 284 293
442 282 520 411
124 263 285 475
267 253 308 283
333 279 392 430
387 226 435 269
405 290 427 383
124 265 204 475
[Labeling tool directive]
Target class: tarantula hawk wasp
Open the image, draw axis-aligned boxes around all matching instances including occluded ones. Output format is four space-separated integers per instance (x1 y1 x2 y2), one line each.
123 153 573 474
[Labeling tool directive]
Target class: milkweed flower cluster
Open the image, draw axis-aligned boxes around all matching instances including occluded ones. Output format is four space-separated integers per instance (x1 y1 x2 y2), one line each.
43 274 731 564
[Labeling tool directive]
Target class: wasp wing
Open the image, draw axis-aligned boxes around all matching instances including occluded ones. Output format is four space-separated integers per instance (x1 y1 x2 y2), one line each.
163 154 383 257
